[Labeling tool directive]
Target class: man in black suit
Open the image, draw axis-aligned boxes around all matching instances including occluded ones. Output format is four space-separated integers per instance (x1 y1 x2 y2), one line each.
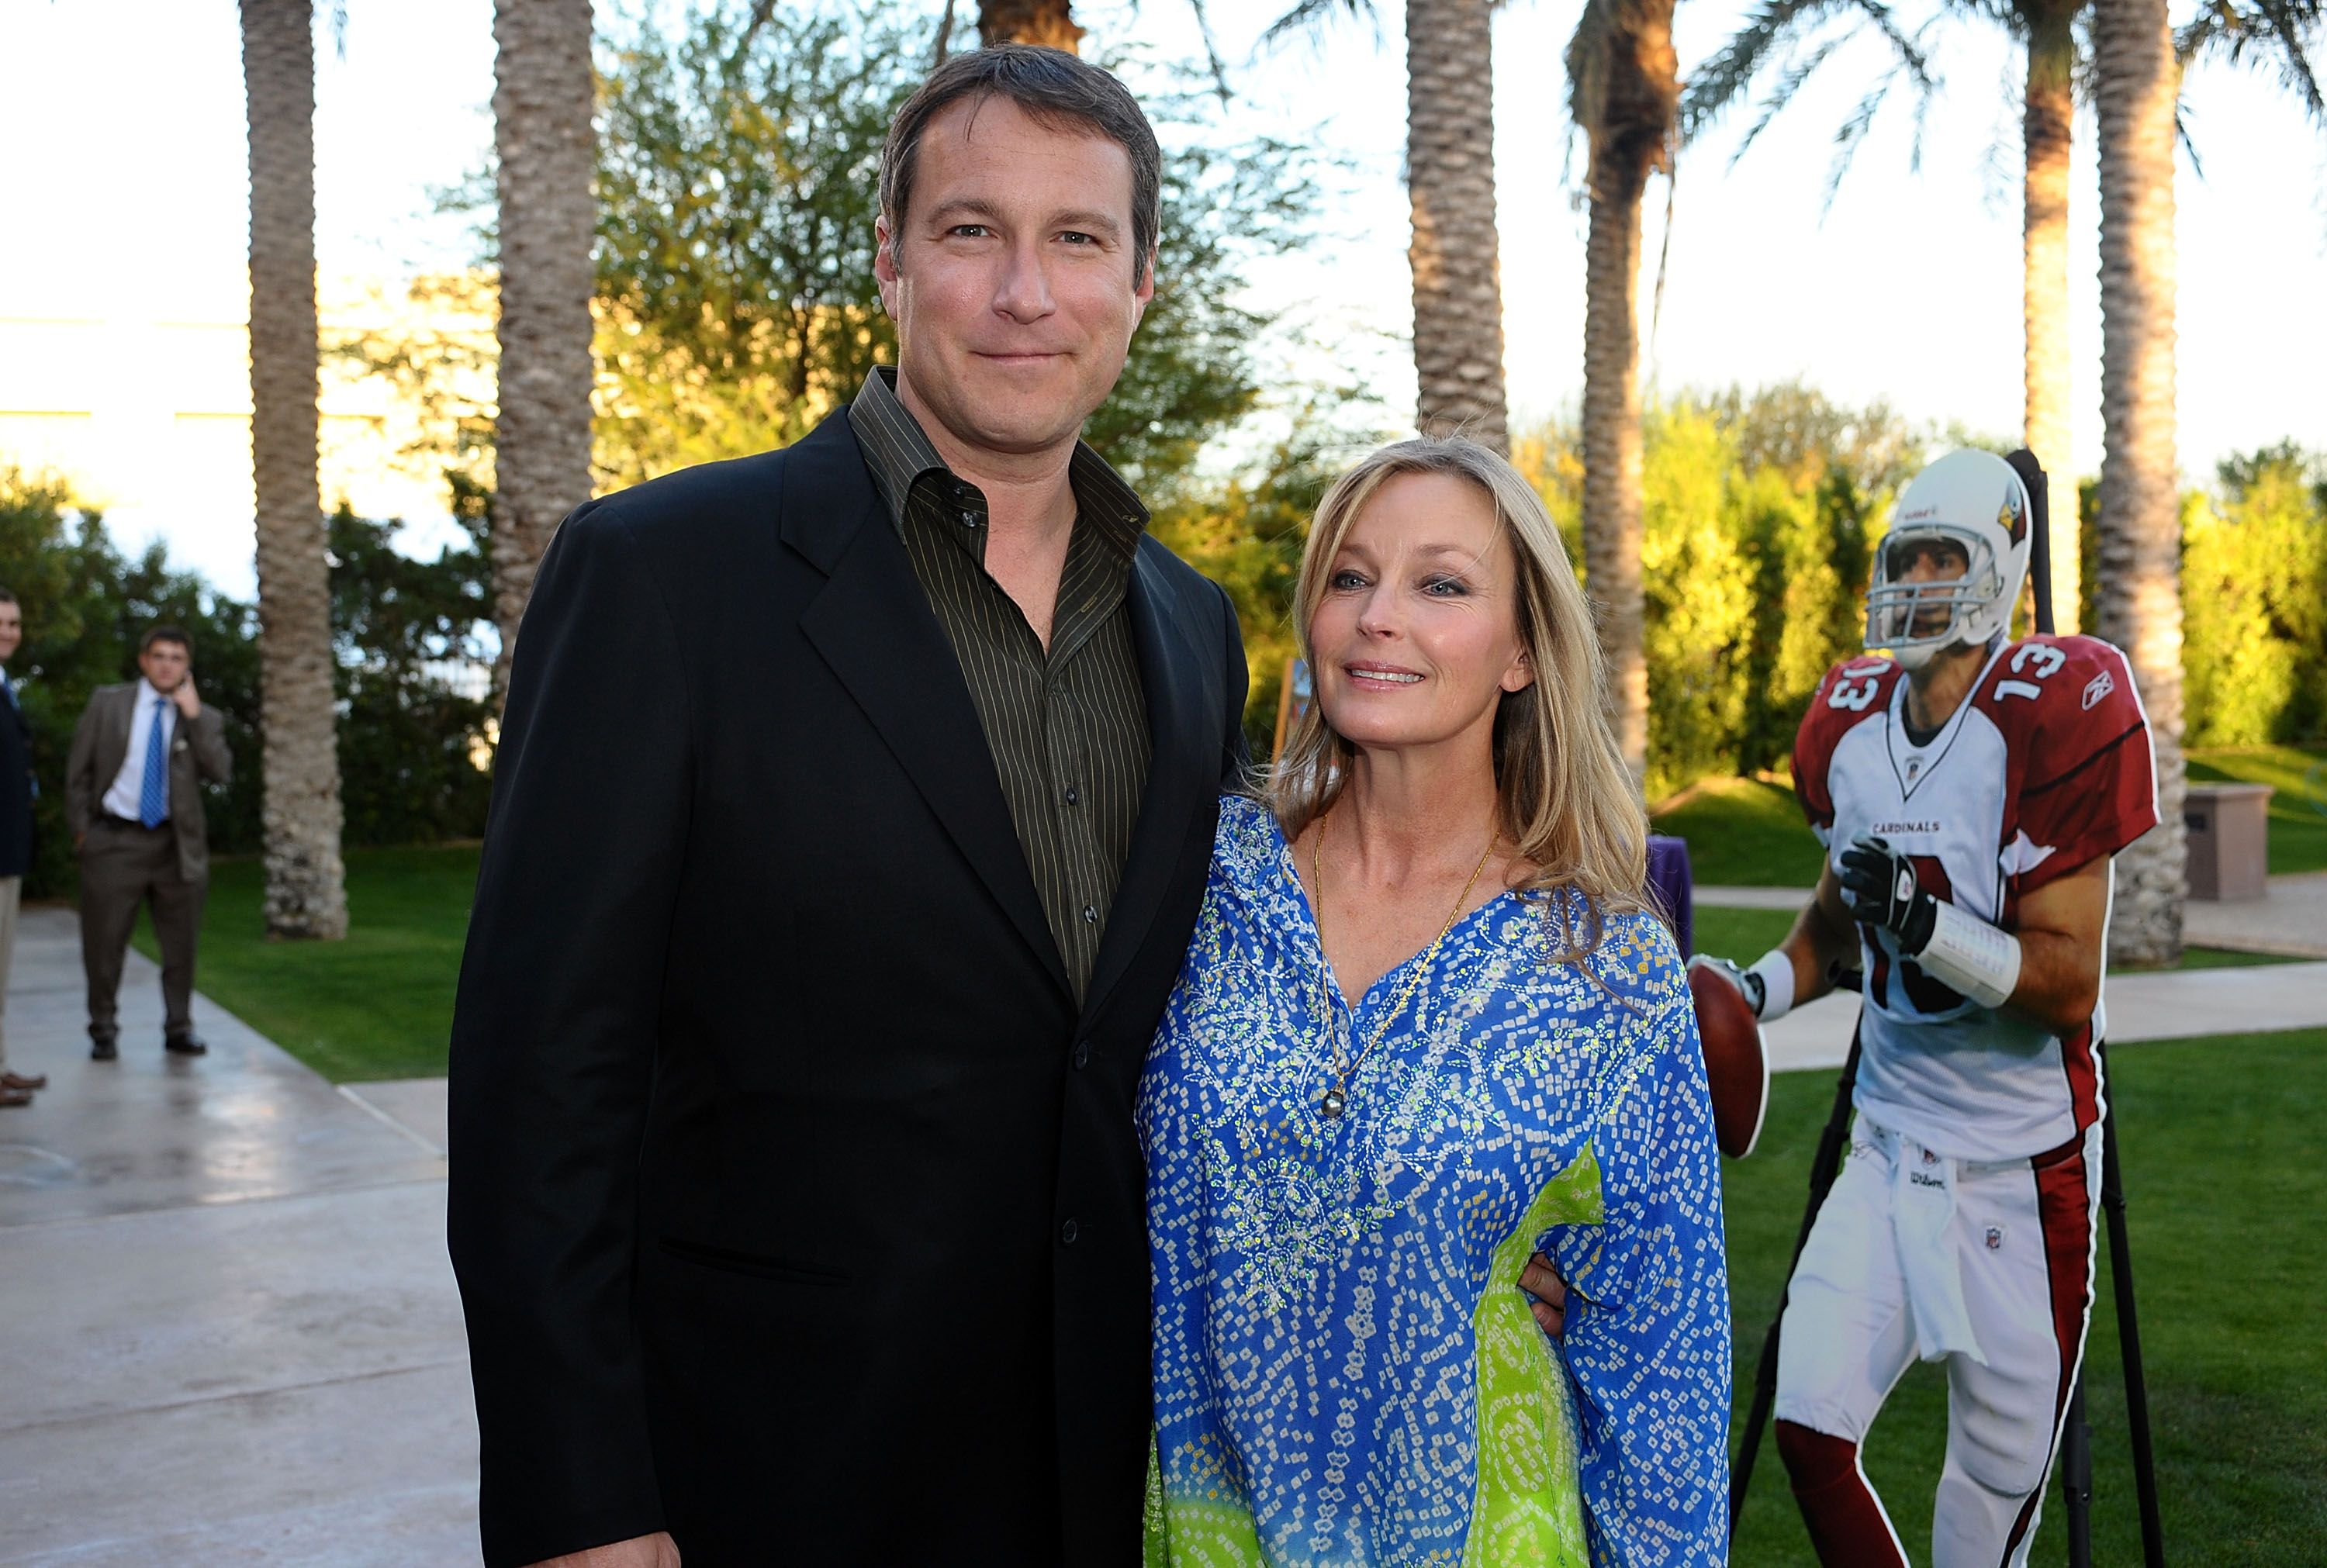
448 46 1247 1568
0 590 43 1106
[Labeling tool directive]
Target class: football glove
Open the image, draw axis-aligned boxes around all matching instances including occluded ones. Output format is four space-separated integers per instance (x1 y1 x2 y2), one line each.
1838 834 1938 955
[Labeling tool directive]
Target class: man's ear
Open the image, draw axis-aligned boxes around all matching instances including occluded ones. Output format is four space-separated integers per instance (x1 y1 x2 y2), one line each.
874 212 902 304
1129 249 1157 327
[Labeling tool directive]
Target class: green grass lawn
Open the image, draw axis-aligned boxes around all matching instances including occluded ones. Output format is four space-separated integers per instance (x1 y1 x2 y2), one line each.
1725 1027 2327 1564
1653 775 1826 886
2187 744 2327 876
130 843 479 1082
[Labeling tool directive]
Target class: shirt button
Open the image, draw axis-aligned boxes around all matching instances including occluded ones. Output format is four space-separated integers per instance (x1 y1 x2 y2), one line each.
1082 904 1098 925
1060 1219 1079 1245
1063 785 1079 806
956 508 979 528
1072 1041 1090 1069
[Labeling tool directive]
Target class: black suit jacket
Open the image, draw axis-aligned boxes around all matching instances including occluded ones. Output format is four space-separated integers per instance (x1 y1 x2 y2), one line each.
1 686 29 879
448 409 1247 1567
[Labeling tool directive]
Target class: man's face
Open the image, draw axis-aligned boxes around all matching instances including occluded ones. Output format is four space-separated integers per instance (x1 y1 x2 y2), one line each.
0 602 19 664
1895 537 1970 639
875 95 1153 461
139 640 189 693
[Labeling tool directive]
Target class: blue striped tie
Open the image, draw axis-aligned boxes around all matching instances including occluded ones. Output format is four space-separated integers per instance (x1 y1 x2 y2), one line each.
138 697 168 828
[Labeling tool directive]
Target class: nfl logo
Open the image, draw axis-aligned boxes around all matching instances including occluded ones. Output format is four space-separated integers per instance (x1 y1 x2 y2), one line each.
1985 1226 2005 1251
1906 758 1923 782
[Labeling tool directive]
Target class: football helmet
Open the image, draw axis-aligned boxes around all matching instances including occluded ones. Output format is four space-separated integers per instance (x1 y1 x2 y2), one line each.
1865 448 2032 669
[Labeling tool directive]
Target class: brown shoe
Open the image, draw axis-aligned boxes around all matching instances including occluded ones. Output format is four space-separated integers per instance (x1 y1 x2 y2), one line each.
1 1071 46 1091
0 1086 30 1107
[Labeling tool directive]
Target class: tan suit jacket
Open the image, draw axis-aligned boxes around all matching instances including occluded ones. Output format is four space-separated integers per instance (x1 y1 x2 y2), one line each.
65 683 232 882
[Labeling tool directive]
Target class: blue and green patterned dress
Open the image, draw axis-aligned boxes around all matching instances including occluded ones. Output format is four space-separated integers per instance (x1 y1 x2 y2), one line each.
1139 796 1731 1566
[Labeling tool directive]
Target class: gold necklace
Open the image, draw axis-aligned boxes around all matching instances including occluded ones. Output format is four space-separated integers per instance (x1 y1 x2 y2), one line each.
1309 810 1495 1121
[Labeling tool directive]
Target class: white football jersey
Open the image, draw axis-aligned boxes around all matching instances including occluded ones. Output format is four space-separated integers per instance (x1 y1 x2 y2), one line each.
1795 635 2159 1161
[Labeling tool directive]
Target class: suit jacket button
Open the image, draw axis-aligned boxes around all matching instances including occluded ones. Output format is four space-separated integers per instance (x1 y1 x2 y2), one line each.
1060 1219 1079 1245
1072 1041 1090 1069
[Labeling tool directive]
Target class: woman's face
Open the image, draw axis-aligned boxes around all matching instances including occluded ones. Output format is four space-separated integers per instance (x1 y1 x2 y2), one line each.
1308 470 1533 758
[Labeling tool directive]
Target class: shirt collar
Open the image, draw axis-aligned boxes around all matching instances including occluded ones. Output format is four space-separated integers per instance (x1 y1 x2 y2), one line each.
845 366 1149 561
136 678 168 710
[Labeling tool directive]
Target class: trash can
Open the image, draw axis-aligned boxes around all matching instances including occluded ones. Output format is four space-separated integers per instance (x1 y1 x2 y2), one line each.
2183 783 2273 901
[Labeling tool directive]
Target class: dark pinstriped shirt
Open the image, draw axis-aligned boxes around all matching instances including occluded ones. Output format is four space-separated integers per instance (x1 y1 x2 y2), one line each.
849 367 1150 1001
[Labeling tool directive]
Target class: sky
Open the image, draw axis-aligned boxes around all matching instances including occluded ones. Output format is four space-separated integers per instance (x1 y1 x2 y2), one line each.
2 0 2322 597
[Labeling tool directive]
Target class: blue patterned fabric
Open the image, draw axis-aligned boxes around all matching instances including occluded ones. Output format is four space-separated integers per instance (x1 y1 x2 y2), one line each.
138 696 168 828
1139 796 1731 1566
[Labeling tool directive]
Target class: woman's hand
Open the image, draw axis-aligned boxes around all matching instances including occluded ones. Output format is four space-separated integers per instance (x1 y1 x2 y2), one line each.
1520 1250 1568 1338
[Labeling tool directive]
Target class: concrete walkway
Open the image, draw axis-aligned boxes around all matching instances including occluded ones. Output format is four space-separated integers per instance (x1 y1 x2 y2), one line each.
0 907 474 1566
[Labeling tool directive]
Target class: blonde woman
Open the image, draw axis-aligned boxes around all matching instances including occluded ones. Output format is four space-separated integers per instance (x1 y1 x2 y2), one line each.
1139 438 1730 1566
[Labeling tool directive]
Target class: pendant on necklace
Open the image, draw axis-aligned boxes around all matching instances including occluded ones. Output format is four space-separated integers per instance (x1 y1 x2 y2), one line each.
1319 1084 1347 1120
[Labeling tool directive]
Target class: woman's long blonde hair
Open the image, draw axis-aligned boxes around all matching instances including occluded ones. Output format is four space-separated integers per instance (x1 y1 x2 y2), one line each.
1265 437 1651 958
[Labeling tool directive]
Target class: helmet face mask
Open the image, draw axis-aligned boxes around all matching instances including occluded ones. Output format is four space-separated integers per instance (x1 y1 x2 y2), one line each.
1865 450 2033 669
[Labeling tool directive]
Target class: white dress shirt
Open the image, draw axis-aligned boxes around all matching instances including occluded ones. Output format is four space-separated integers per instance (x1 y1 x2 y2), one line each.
102 679 179 823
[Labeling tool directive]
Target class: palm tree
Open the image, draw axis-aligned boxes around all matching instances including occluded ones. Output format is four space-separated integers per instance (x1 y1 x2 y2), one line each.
1686 5 2113 611
2021 0 2081 630
491 0 599 701
240 0 348 941
1404 0 1512 449
980 0 1084 50
1267 0 1510 451
1568 0 1679 790
2090 0 2184 964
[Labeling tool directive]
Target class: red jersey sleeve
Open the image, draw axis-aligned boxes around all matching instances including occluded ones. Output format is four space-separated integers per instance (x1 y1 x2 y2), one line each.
1982 636 2159 893
1794 657 1902 841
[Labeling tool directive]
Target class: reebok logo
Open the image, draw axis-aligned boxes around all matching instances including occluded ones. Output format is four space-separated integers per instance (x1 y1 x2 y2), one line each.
2083 669 2115 710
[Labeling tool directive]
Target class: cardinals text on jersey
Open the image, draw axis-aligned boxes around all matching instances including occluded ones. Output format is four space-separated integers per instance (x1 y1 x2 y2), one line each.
1793 634 2159 1162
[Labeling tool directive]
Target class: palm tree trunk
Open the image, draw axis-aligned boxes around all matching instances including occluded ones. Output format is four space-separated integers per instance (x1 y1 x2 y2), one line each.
1581 167 1651 793
2092 0 2186 964
980 0 1082 51
1406 0 1509 451
492 0 599 703
240 0 347 941
2023 4 2078 631
1571 0 1677 795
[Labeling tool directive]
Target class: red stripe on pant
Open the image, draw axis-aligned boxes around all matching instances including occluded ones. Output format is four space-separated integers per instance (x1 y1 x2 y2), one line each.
2000 1133 2097 1562
1778 1421 1908 1567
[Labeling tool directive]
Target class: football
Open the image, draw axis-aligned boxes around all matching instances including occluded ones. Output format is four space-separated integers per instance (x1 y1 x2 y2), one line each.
1689 958 1772 1159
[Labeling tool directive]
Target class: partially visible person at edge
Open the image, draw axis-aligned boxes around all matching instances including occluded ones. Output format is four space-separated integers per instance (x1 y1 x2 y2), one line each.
1140 437 1732 1566
447 44 1246 1568
0 589 44 1106
64 625 230 1062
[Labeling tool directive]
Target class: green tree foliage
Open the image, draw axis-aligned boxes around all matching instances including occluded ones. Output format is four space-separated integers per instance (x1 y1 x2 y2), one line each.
588 1 1322 496
1517 385 1915 800
327 480 498 846
1147 416 1349 750
2180 443 2327 746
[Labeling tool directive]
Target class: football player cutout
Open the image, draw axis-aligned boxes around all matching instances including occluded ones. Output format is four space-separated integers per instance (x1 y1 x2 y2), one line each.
1698 449 2159 1567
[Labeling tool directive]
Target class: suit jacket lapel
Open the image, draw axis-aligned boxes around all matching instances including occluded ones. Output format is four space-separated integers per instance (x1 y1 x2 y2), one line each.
1081 545 1215 1031
788 416 1072 999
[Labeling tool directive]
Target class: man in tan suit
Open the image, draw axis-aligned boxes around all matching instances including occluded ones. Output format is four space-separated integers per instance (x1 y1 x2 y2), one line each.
65 627 231 1059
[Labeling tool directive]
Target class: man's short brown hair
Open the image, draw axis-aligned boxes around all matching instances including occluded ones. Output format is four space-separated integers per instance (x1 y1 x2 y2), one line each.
880 44 1163 285
140 624 192 657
